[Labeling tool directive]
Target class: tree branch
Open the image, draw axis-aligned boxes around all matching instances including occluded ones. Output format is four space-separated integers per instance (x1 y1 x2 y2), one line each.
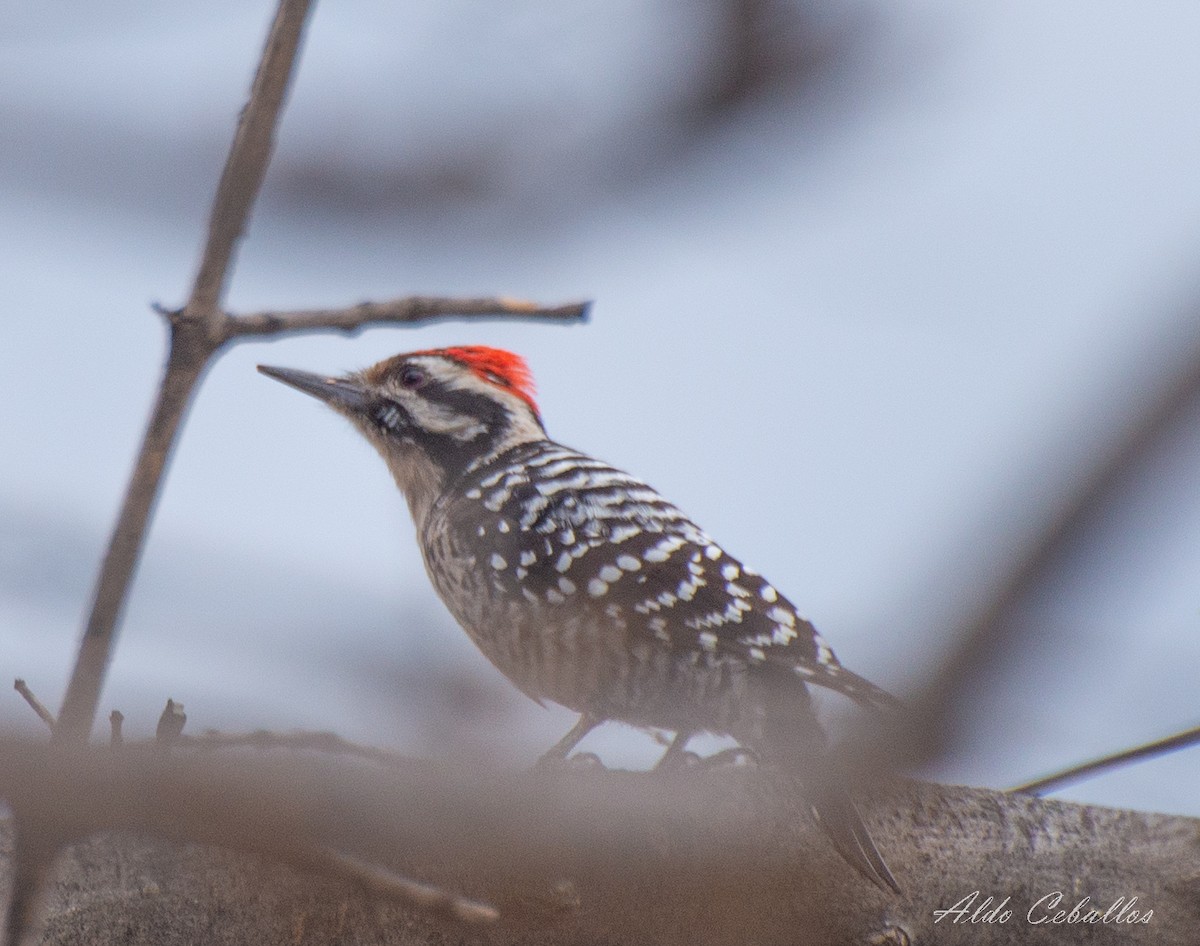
52 0 317 746
50 0 590 748
291 848 499 925
186 0 314 325
178 727 411 767
3 815 61 946
0 738 1193 944
842 324 1200 782
12 681 54 732
221 296 590 341
1011 721 1200 796
51 341 210 747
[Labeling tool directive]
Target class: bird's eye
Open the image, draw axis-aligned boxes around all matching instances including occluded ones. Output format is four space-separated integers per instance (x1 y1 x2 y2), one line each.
398 365 426 389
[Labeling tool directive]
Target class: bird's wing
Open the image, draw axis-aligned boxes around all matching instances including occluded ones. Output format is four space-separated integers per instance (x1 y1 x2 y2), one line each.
600 527 901 715
482 447 900 714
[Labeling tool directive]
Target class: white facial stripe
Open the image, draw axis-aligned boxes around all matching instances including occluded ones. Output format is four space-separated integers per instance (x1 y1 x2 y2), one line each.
423 355 540 423
372 355 546 469
418 355 545 463
403 395 488 441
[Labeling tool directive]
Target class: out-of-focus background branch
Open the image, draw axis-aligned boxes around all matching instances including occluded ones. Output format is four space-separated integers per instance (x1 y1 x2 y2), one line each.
867 312 1200 778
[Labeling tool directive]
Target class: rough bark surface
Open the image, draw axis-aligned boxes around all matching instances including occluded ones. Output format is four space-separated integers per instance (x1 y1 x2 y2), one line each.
1 771 1195 945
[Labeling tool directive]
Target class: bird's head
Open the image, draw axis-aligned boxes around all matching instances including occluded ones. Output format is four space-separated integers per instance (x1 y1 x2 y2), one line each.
259 346 546 525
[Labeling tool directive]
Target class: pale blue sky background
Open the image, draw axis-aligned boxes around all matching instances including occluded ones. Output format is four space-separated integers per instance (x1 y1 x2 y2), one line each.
3 1 1200 815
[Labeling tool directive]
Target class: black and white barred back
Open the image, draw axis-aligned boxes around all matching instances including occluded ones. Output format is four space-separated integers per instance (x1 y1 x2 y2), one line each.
422 438 896 739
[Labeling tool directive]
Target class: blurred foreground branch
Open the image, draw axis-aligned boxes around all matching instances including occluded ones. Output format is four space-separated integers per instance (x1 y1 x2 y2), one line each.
0 738 1192 945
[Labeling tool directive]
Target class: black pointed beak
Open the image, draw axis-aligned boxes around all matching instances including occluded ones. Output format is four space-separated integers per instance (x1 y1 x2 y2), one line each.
257 365 369 413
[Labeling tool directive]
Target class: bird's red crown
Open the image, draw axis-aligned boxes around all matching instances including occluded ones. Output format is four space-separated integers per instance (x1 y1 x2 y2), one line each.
415 346 539 416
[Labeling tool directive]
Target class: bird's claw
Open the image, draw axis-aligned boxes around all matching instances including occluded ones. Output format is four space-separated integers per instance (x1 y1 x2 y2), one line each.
694 746 759 771
653 749 702 773
534 750 606 773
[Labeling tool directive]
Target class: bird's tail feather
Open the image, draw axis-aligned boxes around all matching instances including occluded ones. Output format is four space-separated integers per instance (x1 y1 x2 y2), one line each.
809 791 901 895
756 663 900 894
809 664 903 716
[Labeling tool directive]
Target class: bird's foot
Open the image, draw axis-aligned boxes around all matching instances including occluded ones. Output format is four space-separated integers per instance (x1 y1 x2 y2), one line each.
534 750 606 772
653 745 758 774
693 746 759 771
653 749 702 772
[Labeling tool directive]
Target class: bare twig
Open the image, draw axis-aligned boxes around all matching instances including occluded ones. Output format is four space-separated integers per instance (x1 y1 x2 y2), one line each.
12 680 55 732
51 0 588 747
59 722 408 766
222 296 590 341
179 728 410 767
155 699 187 750
52 0 316 746
186 0 314 322
1010 722 1200 796
293 848 499 924
51 356 206 746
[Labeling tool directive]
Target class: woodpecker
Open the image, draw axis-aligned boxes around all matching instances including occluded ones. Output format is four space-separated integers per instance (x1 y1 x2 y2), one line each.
258 346 900 893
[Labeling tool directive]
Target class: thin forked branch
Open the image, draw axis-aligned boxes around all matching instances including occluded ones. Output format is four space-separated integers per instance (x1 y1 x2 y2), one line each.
51 0 317 747
50 0 588 749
